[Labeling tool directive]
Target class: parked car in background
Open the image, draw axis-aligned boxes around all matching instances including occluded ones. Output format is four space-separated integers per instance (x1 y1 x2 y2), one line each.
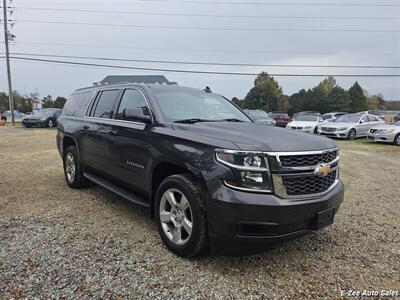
367 121 400 146
244 109 276 126
318 113 385 140
286 115 324 134
322 112 347 122
3 110 25 119
0 113 6 125
22 108 62 128
293 111 321 120
270 112 292 127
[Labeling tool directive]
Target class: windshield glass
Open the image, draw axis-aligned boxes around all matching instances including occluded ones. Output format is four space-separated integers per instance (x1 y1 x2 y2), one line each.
322 114 332 120
34 109 57 116
295 115 319 121
153 89 251 122
247 110 271 120
335 114 361 123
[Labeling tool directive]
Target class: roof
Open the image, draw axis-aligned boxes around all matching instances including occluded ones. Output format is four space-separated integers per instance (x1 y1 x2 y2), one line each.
96 75 177 86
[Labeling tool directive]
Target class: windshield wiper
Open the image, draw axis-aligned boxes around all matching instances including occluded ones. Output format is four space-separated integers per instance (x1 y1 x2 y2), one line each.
217 118 245 122
173 118 216 124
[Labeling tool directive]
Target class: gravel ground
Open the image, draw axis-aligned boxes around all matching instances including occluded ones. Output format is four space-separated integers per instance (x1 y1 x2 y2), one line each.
1 126 399 299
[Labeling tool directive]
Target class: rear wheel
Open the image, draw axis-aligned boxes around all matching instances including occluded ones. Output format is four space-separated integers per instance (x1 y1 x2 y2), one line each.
63 145 88 188
155 174 208 258
347 129 356 140
394 134 400 146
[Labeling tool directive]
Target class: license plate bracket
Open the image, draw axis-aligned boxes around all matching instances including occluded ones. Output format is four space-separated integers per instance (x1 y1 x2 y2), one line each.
313 207 335 230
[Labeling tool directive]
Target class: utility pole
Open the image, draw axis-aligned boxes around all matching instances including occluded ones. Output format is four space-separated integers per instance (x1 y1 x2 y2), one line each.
3 0 14 126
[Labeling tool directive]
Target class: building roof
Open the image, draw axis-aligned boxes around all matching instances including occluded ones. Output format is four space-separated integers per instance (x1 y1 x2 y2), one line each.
96 75 176 86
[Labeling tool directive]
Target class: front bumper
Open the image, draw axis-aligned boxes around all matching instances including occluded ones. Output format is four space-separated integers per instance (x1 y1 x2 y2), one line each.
367 133 395 143
288 127 315 134
318 129 349 138
22 119 47 127
207 180 344 255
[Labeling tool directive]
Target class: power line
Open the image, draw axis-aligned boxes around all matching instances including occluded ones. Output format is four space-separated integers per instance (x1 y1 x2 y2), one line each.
7 52 400 69
9 41 400 56
11 6 400 20
6 56 400 77
13 0 400 7
14 20 400 33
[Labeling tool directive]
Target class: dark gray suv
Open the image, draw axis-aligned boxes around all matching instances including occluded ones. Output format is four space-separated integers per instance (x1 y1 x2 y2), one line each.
57 83 344 257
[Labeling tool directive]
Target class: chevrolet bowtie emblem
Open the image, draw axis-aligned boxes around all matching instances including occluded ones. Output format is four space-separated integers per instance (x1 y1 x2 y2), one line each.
314 164 331 177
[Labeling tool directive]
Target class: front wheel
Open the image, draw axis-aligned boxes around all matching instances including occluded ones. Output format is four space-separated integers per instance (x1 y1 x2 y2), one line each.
47 119 54 128
347 129 356 140
394 134 400 146
155 174 208 258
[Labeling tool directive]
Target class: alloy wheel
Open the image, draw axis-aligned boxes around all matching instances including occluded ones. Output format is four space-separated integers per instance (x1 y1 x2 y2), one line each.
48 120 54 128
396 135 400 146
159 188 193 246
65 153 76 183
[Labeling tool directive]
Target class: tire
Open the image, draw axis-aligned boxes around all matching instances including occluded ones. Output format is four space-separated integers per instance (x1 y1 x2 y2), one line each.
394 134 400 146
47 119 54 128
155 174 208 258
24 125 31 128
347 129 356 140
63 145 88 189
314 126 318 134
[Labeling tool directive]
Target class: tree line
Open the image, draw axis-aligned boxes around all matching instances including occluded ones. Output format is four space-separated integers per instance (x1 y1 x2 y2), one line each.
232 72 399 114
0 91 67 113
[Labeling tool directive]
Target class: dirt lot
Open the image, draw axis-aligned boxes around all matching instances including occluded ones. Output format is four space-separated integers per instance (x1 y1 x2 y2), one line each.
1 126 399 299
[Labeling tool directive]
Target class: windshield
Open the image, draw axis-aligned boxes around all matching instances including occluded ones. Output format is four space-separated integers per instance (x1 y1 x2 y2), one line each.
295 115 319 121
322 114 332 120
247 110 271 120
335 114 361 123
34 109 57 116
153 89 251 123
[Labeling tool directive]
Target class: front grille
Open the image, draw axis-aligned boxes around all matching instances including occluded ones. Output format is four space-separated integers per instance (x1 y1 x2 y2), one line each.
279 150 337 168
283 171 337 195
321 127 337 132
291 126 303 130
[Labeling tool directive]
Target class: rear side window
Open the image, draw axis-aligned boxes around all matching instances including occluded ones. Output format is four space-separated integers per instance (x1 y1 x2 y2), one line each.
116 89 150 118
63 91 93 117
92 90 120 119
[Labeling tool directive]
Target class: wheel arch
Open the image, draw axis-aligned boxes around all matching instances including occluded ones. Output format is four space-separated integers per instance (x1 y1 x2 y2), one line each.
62 135 79 159
150 161 207 218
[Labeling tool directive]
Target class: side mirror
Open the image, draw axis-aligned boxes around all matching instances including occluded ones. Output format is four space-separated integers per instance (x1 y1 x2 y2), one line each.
360 119 365 124
122 108 151 123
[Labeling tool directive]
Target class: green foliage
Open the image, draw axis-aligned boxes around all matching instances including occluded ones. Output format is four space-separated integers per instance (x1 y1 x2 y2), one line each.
348 81 367 112
242 72 284 111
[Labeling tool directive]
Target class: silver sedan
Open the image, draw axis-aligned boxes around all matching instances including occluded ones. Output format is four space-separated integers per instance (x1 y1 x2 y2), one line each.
367 121 400 146
318 113 385 140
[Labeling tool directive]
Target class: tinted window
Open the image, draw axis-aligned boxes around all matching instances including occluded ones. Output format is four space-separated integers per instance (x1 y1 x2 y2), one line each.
361 115 369 123
336 114 361 123
116 89 150 118
92 90 119 119
63 91 93 117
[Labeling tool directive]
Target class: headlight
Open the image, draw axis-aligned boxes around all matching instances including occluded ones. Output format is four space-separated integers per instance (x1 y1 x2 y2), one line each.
337 127 348 131
215 149 271 192
378 129 394 134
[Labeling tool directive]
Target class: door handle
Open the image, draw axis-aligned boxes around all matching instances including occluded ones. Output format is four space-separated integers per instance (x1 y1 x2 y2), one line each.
83 124 90 130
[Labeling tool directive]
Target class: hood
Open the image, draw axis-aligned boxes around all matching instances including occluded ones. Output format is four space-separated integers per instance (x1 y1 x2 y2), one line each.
173 122 336 152
288 120 318 127
370 124 399 130
319 122 355 128
23 115 43 120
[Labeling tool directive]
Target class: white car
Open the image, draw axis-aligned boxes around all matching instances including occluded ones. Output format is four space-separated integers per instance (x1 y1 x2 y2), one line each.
318 113 385 140
286 115 324 134
367 121 400 146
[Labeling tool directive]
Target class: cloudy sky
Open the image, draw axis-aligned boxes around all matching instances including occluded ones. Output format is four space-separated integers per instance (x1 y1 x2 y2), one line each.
1 0 399 100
